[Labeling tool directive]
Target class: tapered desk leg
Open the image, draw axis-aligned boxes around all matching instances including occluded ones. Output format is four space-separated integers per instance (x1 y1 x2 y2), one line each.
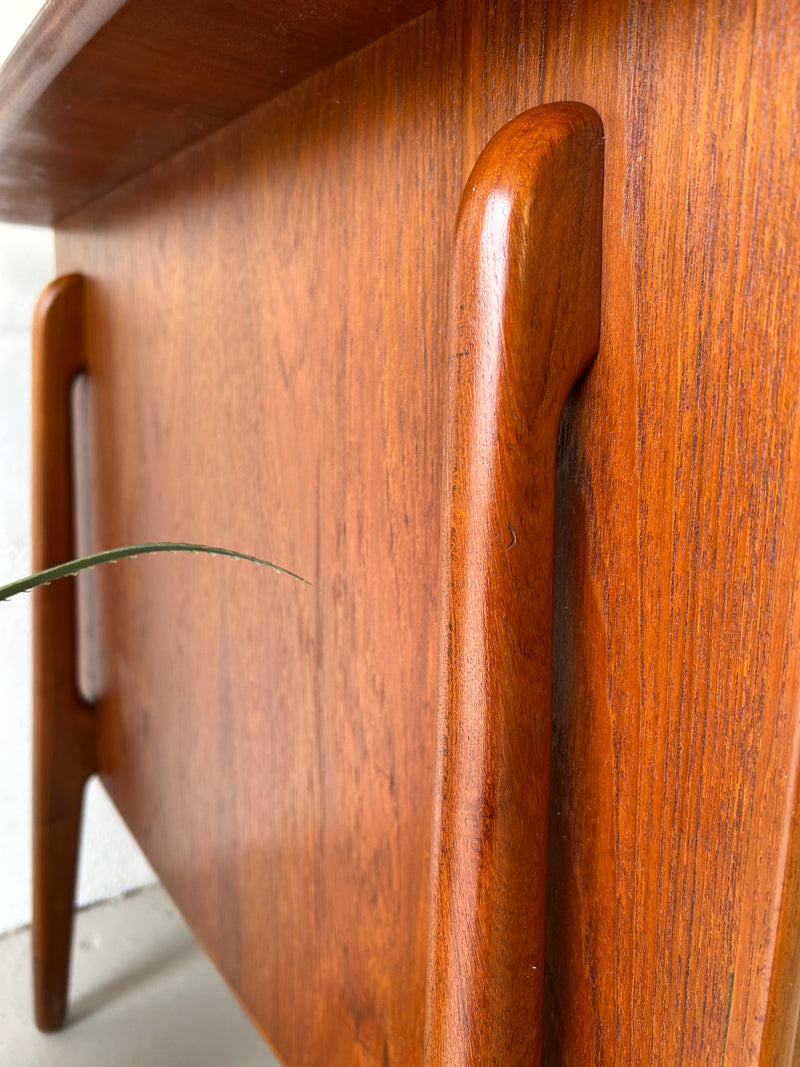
31 274 98 1032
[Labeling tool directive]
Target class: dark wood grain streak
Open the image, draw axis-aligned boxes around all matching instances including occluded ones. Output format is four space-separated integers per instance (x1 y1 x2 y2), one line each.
425 103 603 1066
0 0 441 225
31 274 98 1033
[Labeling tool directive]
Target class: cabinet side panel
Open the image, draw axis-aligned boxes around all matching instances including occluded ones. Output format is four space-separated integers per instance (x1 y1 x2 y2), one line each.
54 17 466 1063
542 1 800 1064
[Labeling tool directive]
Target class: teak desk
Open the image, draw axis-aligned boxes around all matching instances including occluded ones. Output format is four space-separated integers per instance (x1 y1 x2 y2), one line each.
4 1 800 1064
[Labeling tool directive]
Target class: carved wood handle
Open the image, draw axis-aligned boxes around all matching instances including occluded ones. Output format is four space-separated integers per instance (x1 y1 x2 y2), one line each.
425 103 604 1065
32 273 98 1031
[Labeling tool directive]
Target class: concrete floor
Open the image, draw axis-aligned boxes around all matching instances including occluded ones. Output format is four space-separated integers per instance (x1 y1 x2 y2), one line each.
0 885 281 1065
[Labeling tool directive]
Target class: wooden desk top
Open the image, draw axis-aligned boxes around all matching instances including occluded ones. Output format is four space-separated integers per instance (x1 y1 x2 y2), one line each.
0 0 441 225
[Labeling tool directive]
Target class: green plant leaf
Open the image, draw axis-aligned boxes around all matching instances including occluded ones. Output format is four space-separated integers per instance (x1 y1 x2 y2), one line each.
0 542 313 602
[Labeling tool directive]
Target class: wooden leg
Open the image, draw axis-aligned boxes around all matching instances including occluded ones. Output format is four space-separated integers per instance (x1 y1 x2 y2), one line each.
31 275 98 1032
32 740 94 1032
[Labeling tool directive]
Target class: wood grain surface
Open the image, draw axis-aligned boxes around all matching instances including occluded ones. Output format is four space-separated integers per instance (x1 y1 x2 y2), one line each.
31 274 99 1033
41 0 800 1062
0 0 441 225
425 103 603 1066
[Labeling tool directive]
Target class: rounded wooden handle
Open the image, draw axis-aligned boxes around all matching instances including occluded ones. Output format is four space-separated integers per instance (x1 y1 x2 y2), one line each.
425 103 604 1065
31 273 98 1032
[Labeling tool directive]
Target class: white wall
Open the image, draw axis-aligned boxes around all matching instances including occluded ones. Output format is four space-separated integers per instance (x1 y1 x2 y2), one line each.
0 3 156 936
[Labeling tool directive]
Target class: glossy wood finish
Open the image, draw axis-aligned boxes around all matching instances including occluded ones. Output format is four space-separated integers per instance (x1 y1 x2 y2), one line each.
55 47 453 1063
31 274 98 1033
0 0 441 225
20 0 800 1061
425 103 603 1066
539 5 800 1062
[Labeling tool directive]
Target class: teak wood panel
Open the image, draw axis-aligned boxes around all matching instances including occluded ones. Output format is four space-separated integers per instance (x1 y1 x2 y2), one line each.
51 0 800 1063
0 0 441 225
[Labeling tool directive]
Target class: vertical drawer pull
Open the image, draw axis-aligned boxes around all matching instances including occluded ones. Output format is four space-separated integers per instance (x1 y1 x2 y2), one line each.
426 102 604 1065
